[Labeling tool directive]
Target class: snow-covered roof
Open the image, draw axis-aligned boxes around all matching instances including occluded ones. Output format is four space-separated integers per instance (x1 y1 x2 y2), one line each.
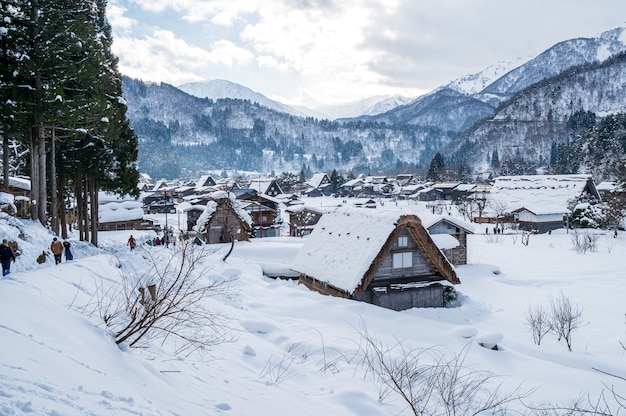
489 174 598 214
284 205 325 214
308 173 329 189
340 178 363 188
248 178 275 194
454 183 476 192
193 192 252 233
0 192 15 205
291 208 457 294
98 192 143 223
596 181 617 192
8 177 30 191
512 205 569 216
99 191 140 204
419 212 476 233
196 175 215 188
430 234 460 250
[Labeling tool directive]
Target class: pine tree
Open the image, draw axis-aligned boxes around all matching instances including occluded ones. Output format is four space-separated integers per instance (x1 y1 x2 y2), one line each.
0 0 139 245
427 152 445 181
491 149 500 169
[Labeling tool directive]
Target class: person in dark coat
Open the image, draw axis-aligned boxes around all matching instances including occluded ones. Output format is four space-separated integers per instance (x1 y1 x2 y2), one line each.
0 239 16 276
62 240 73 261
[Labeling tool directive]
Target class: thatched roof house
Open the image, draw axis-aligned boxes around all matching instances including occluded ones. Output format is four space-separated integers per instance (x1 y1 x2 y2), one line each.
194 191 252 244
487 174 601 232
291 208 459 310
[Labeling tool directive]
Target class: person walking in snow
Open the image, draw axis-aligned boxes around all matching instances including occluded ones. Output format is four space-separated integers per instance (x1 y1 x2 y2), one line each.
50 237 63 265
128 235 136 251
0 239 16 276
63 239 73 261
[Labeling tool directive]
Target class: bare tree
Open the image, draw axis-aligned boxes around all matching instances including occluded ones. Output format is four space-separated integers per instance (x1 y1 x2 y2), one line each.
489 197 509 231
526 303 552 346
356 325 527 415
549 292 584 352
92 240 235 357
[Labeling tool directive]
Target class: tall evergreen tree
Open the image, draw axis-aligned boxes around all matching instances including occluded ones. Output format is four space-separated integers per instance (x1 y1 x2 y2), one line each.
0 0 139 245
427 152 445 181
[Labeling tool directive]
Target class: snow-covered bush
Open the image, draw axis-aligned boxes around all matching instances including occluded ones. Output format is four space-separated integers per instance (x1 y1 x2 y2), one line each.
568 203 606 229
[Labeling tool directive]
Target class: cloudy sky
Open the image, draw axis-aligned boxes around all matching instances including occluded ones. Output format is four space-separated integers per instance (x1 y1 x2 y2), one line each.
107 0 626 108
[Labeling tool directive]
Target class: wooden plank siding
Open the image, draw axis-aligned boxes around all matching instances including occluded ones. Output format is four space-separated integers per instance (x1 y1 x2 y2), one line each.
371 229 434 284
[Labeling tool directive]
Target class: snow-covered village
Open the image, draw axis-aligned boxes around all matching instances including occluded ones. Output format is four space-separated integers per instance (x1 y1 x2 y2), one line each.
3 1 626 415
2 170 626 415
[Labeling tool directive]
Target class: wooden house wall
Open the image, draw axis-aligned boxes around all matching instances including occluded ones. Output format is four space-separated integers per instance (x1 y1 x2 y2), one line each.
204 203 249 244
370 230 436 285
186 210 203 231
355 284 444 310
98 219 146 231
446 232 467 265
428 222 468 265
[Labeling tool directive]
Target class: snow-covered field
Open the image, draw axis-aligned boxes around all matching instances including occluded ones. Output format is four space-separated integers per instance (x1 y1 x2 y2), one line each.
1 202 625 415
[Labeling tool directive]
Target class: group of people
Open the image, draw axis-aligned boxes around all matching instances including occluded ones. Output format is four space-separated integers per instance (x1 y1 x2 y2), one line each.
127 233 174 251
0 237 67 275
50 237 73 264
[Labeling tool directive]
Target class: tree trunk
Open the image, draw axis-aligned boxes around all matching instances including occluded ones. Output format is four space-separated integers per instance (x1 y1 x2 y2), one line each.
36 122 46 225
76 176 86 241
29 128 39 220
2 132 8 191
59 177 68 239
89 177 98 247
50 127 59 235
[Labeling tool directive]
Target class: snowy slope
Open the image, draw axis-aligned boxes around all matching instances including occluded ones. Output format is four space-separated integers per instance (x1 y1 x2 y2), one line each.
1 200 626 415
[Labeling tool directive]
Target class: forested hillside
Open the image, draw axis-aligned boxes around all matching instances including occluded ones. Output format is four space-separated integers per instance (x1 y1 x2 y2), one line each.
123 77 455 179
447 52 626 180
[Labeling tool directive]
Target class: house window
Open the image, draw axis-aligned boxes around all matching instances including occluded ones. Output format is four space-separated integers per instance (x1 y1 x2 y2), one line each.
393 252 412 269
398 236 408 247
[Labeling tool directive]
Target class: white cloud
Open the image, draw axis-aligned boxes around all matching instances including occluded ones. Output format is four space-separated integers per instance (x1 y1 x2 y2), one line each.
112 0 626 106
106 2 135 32
209 40 255 67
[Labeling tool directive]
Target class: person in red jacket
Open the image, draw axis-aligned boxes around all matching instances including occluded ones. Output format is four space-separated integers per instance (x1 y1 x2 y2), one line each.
128 235 136 251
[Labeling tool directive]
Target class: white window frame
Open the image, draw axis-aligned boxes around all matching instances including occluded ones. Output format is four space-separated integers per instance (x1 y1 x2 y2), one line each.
398 236 408 248
392 252 412 269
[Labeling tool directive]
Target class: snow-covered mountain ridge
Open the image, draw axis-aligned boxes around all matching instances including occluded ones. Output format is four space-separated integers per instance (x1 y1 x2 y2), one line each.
124 25 626 179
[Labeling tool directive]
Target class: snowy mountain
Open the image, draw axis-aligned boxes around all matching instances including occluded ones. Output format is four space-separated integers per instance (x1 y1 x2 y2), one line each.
124 25 626 178
178 79 309 118
310 94 414 120
477 26 626 105
178 80 412 121
446 51 626 179
447 57 529 96
123 77 453 179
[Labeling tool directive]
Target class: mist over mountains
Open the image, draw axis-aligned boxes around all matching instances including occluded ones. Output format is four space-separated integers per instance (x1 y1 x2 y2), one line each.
123 26 626 181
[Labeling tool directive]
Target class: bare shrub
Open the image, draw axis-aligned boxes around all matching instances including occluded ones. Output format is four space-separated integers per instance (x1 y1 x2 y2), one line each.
571 231 599 254
485 233 504 244
549 292 584 352
525 387 626 415
356 325 527 415
259 342 309 383
525 303 552 346
91 240 235 357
